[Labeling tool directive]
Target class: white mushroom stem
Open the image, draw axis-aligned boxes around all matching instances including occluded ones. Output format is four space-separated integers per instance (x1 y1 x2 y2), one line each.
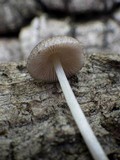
53 56 108 160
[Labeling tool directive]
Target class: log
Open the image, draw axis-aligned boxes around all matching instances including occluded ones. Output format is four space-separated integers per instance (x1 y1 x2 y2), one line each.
0 53 120 160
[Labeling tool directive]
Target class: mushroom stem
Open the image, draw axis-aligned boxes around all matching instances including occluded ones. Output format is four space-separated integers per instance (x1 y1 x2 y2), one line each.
53 56 108 160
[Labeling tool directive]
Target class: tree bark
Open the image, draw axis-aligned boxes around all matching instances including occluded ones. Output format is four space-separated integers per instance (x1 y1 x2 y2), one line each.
0 53 120 160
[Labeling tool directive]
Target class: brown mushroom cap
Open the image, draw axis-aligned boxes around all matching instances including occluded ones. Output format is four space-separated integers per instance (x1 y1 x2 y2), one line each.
27 36 84 82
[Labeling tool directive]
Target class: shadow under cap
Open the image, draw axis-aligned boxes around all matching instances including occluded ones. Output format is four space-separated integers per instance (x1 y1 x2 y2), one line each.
27 36 84 82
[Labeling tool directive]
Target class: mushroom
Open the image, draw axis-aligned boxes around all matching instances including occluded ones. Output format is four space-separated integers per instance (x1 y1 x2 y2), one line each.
27 36 108 160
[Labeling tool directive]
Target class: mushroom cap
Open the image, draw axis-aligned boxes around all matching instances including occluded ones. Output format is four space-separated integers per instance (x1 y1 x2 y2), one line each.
27 36 84 82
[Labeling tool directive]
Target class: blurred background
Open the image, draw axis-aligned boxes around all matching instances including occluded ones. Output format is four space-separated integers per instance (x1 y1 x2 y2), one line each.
0 0 120 62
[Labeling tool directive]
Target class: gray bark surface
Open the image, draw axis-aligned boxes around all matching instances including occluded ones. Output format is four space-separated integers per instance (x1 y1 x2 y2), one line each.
0 0 39 34
0 53 120 160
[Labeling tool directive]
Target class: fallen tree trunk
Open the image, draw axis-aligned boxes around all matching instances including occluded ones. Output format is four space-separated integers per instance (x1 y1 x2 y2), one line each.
0 53 120 160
